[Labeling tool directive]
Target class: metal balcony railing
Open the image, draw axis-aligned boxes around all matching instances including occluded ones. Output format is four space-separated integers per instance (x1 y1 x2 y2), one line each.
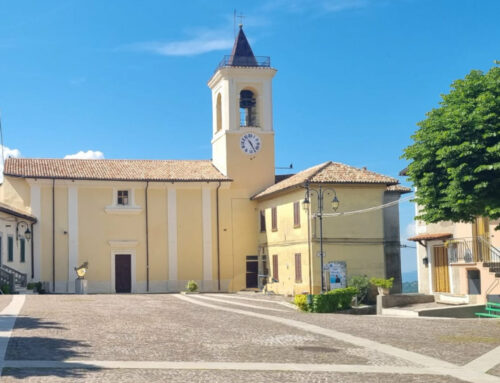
446 237 500 266
216 55 271 71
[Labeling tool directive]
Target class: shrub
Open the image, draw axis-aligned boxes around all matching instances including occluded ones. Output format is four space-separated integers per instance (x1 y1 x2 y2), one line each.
186 280 198 292
348 275 370 304
1 284 11 294
370 277 394 289
294 294 310 312
310 287 359 313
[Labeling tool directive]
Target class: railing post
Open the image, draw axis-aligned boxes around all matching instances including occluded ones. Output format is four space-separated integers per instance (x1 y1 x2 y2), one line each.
9 273 15 293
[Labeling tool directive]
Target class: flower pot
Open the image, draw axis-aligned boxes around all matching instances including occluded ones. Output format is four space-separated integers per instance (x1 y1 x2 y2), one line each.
377 287 390 295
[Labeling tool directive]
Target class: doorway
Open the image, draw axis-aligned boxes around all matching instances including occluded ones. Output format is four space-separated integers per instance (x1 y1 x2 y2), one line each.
115 254 131 293
432 246 450 293
246 255 258 288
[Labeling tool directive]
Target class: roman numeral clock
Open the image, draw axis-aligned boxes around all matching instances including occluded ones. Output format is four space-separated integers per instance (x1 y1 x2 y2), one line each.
240 133 261 155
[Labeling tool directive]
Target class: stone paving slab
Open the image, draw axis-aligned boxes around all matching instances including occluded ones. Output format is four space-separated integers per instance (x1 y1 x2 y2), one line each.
246 297 500 366
488 364 500 377
0 368 469 383
0 295 12 312
5 295 411 366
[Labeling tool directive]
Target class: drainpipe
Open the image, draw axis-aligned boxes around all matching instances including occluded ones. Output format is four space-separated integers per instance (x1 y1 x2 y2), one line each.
30 223 34 279
145 181 150 292
216 181 221 291
52 178 55 292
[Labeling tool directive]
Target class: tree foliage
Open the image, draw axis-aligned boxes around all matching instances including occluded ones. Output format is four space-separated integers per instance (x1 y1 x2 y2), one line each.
403 63 500 227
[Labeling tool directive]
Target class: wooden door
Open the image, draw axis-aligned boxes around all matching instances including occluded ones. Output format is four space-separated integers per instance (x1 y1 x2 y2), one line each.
246 256 258 288
432 246 450 293
115 254 131 293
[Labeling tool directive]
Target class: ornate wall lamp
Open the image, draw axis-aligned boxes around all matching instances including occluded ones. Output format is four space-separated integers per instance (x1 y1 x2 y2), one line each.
16 221 31 244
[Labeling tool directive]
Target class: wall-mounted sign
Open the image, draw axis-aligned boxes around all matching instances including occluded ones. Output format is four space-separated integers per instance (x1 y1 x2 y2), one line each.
328 261 347 290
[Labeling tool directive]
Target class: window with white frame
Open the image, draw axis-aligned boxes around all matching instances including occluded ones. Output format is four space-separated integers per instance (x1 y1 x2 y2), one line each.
117 190 129 206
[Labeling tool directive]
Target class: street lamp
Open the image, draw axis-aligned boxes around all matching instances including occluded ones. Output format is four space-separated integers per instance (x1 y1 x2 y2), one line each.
303 181 339 293
16 221 31 243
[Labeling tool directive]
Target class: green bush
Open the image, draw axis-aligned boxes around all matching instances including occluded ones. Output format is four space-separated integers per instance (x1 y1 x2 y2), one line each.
370 277 394 289
294 294 310 312
186 280 198 292
27 282 42 292
1 284 11 294
348 275 370 304
310 287 359 313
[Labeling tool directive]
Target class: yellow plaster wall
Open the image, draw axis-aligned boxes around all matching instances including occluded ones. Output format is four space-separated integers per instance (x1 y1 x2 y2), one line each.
0 177 31 211
177 189 203 281
147 187 168 282
78 187 147 285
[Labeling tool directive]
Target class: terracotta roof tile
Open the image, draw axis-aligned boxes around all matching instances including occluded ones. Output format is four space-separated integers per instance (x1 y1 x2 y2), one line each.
386 184 412 193
252 161 399 200
4 158 230 182
408 233 453 241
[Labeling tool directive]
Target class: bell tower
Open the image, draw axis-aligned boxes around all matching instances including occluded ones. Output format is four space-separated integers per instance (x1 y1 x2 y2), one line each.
208 26 276 195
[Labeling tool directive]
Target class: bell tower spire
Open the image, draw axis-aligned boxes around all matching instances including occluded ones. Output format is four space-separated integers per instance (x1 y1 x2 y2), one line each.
208 27 277 195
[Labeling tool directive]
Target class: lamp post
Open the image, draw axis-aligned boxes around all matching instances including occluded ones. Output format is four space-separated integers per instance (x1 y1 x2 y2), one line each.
16 221 31 244
303 181 339 293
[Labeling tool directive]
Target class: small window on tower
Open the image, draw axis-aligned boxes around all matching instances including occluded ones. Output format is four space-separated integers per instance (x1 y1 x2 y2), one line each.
240 89 257 127
117 190 129 206
216 93 222 132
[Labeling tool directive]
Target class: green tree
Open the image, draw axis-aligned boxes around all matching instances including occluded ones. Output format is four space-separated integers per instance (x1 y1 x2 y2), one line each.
403 63 500 228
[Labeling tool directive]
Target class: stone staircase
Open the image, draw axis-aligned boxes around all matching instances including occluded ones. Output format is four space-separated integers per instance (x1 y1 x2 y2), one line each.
0 264 28 294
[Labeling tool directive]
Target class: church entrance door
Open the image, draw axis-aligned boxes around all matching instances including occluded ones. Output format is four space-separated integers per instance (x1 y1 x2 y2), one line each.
115 254 131 293
246 255 258 288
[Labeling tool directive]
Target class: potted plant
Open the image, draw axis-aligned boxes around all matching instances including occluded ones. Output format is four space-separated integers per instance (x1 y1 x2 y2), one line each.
370 277 394 295
185 280 199 294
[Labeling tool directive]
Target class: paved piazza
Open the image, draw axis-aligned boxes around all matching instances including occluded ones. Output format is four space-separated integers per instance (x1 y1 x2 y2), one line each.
0 294 499 382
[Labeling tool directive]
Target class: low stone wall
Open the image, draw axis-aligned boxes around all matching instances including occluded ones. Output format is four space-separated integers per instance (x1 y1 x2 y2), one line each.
376 293 435 315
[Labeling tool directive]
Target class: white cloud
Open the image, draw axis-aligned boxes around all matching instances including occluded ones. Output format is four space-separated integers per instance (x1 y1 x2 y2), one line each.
124 29 234 57
64 150 104 160
405 222 416 238
0 145 22 183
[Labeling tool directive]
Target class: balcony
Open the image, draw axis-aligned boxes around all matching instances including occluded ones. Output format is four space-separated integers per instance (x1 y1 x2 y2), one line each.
216 55 271 72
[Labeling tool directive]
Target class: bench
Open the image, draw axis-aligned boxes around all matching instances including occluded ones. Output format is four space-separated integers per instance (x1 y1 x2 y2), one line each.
475 301 500 318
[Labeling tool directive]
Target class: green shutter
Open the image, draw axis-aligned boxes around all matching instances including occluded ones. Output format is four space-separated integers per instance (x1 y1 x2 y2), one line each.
8 237 13 262
20 239 25 263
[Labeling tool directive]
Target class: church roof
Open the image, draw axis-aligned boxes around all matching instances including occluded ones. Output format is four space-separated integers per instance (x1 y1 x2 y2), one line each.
252 161 399 200
4 158 230 182
228 26 258 67
0 202 37 222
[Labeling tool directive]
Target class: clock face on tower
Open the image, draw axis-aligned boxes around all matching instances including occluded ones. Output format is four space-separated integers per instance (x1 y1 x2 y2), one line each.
240 133 261 155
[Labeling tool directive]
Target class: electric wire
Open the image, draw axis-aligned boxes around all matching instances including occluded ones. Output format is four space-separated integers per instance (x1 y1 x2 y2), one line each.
316 193 415 218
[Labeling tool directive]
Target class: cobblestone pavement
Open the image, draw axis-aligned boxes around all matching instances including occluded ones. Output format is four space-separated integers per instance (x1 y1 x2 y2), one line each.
1 293 499 382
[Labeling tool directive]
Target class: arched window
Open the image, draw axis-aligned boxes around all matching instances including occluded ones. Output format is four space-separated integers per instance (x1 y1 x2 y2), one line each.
239 89 257 127
216 94 222 132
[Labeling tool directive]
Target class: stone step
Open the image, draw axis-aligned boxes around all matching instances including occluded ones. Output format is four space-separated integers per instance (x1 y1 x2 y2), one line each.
436 293 469 305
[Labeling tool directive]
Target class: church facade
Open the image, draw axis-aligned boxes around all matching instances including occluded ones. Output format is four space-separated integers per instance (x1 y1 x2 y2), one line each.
0 27 409 294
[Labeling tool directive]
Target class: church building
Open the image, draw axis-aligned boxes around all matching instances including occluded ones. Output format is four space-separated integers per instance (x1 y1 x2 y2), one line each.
0 27 409 294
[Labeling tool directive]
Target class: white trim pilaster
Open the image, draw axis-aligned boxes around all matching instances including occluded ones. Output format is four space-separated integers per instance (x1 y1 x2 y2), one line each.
202 187 212 282
67 186 78 292
30 185 42 281
167 187 177 281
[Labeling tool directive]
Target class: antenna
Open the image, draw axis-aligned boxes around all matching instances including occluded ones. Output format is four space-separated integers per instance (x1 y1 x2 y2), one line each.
237 12 245 27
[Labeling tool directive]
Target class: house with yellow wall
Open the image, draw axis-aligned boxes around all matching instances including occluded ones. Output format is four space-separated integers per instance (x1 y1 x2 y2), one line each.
0 26 409 295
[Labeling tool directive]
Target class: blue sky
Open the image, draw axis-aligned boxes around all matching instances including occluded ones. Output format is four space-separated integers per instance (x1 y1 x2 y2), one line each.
1 0 499 277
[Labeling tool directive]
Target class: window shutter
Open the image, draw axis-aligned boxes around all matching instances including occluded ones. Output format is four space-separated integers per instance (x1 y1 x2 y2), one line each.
20 239 26 263
295 253 302 283
260 210 266 232
293 202 300 227
272 207 277 231
272 254 279 281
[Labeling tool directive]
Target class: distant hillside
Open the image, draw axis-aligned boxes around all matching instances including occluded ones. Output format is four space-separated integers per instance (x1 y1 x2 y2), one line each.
402 280 418 293
402 270 417 282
